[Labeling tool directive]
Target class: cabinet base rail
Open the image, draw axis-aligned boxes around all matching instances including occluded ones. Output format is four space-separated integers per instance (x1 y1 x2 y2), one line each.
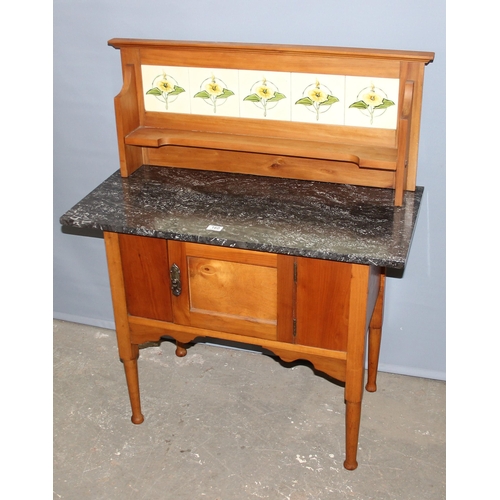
117 311 384 471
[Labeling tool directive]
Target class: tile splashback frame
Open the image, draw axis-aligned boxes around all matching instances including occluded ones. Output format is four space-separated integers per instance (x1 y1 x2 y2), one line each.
142 65 400 130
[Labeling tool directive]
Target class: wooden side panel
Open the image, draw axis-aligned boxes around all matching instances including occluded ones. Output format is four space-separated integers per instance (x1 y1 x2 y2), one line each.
118 234 173 322
295 257 352 351
114 49 144 177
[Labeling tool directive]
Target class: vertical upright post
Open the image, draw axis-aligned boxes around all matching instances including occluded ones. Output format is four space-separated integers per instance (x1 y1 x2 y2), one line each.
343 264 371 470
104 232 144 424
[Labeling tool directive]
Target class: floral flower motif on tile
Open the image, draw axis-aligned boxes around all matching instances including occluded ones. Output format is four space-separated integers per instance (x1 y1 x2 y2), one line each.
243 77 286 118
295 79 339 121
146 71 186 111
349 83 395 125
193 75 235 113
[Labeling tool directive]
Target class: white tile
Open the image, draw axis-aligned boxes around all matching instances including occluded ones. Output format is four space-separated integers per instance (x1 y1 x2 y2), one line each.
189 68 240 117
345 76 400 129
239 70 291 121
291 73 345 125
141 65 191 114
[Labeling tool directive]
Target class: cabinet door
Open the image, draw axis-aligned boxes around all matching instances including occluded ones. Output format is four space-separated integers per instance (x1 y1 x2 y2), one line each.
167 241 293 341
119 234 173 322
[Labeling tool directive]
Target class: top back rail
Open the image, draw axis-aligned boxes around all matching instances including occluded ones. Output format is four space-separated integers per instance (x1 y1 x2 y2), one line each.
109 39 434 205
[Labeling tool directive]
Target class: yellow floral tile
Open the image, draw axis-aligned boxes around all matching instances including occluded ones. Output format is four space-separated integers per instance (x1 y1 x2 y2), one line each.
141 65 191 114
291 73 345 125
239 70 291 121
141 64 402 130
344 76 399 129
188 68 240 117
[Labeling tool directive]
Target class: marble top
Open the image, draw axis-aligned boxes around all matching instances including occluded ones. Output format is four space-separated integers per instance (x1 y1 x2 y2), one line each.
60 165 423 269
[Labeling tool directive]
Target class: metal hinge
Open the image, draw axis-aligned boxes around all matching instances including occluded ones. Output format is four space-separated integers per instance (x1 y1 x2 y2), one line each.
293 260 297 338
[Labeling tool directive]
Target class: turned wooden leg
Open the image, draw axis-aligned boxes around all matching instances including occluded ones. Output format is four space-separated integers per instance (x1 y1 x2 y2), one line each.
366 327 382 393
175 340 188 357
366 272 386 393
121 344 144 424
344 401 362 470
343 264 373 470
104 233 145 425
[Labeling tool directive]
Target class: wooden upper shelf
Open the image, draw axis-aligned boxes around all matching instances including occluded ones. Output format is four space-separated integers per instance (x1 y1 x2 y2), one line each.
125 127 398 171
109 39 434 206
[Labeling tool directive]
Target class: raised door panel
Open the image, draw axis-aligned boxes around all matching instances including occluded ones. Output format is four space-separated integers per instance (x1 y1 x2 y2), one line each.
118 234 173 322
295 257 352 351
188 257 276 321
168 241 290 340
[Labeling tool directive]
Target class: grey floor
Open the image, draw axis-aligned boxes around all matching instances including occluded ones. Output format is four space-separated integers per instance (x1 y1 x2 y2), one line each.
53 319 445 500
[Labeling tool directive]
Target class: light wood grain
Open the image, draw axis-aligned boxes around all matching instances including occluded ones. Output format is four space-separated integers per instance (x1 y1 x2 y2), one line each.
110 39 434 206
102 39 433 469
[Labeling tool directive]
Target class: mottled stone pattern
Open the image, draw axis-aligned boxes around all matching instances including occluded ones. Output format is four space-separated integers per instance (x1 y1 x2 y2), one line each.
60 165 423 269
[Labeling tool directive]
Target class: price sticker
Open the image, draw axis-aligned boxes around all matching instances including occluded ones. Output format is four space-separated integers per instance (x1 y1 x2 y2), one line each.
206 224 224 232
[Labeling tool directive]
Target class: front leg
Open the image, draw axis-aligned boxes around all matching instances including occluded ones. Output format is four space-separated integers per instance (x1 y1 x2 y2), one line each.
104 232 145 425
343 264 372 470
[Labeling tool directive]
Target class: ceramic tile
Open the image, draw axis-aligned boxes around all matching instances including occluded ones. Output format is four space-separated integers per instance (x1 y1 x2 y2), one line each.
141 65 191 114
344 76 400 129
291 73 345 125
141 64 402 130
188 68 240 117
239 70 291 121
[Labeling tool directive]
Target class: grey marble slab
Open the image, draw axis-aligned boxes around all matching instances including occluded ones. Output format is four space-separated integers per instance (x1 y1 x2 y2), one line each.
60 165 423 269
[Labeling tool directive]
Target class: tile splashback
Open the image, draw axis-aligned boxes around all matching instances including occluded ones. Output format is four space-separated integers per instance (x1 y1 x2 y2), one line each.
141 65 399 129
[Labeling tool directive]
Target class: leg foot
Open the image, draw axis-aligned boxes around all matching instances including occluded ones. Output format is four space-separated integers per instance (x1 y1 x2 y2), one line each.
175 341 188 357
131 413 145 425
343 459 358 471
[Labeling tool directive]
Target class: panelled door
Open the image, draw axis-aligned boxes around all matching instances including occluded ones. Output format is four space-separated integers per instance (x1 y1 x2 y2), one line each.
167 241 294 341
118 234 293 341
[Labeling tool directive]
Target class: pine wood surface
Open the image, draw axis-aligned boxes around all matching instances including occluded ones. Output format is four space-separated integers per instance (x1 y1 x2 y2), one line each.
110 39 434 205
105 231 383 469
97 38 433 469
